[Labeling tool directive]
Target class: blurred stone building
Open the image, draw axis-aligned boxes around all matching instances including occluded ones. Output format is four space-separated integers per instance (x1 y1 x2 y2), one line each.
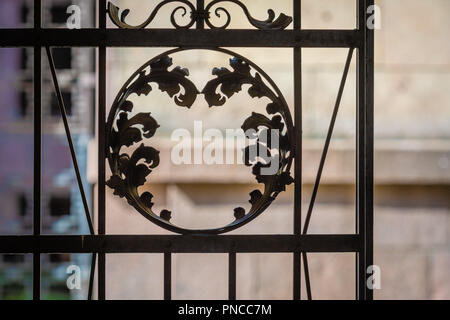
95 0 449 300
0 0 448 300
0 0 95 299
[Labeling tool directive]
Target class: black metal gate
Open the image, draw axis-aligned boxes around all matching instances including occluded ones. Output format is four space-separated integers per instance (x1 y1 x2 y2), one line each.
0 0 374 300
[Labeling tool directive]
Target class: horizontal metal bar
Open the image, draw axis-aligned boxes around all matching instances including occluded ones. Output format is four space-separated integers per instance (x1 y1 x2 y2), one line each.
0 29 360 48
0 235 360 253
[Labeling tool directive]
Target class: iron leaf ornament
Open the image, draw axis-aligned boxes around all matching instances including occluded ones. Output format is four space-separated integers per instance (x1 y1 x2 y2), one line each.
106 55 198 223
106 48 294 234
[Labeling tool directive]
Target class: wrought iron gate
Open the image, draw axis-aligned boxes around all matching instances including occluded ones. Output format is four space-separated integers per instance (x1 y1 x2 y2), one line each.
0 0 374 300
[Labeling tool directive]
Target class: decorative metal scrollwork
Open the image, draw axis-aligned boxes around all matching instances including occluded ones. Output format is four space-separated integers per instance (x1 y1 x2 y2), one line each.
106 48 294 234
108 0 197 29
203 0 292 30
107 1 292 30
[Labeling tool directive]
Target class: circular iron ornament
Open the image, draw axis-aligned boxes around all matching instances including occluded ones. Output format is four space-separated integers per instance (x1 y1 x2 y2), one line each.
106 48 294 234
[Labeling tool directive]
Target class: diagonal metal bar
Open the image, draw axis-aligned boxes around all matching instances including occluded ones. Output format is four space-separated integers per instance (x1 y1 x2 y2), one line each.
301 48 354 300
45 46 95 235
302 252 312 300
302 47 354 235
88 253 97 300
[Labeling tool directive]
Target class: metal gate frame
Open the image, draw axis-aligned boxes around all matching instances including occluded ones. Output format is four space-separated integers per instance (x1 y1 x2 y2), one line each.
0 0 374 300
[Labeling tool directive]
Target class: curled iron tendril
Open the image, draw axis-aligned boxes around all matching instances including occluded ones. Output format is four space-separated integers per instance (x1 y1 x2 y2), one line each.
107 0 292 30
204 0 292 30
108 1 197 29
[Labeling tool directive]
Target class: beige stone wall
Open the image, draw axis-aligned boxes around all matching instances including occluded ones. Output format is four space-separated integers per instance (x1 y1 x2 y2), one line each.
98 0 450 299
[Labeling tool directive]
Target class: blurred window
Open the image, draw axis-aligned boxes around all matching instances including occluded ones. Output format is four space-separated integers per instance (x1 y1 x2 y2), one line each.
50 91 72 116
49 253 70 263
17 192 28 217
50 4 70 24
18 91 28 118
52 48 72 69
49 195 71 217
20 3 29 24
20 48 28 69
3 254 25 263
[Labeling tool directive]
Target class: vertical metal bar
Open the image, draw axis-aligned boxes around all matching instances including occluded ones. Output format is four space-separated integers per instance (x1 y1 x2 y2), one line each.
32 254 40 300
356 0 364 301
365 0 374 301
98 253 105 300
356 0 374 300
98 0 107 301
293 0 302 301
196 0 205 30
164 253 172 300
33 0 41 301
228 252 236 300
293 254 301 299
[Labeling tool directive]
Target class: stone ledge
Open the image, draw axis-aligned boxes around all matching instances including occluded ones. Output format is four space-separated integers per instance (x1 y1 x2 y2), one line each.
147 139 450 184
89 139 450 184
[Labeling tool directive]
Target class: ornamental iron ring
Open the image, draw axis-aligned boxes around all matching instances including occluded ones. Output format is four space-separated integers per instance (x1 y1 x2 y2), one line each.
106 48 294 234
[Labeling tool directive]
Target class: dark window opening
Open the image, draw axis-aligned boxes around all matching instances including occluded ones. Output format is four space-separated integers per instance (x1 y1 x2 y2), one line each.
3 283 26 299
49 283 70 296
51 48 72 69
49 195 71 217
3 254 25 263
51 92 72 116
18 91 28 117
50 4 70 24
91 50 96 72
21 48 28 70
49 253 71 263
17 193 28 217
20 4 29 24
